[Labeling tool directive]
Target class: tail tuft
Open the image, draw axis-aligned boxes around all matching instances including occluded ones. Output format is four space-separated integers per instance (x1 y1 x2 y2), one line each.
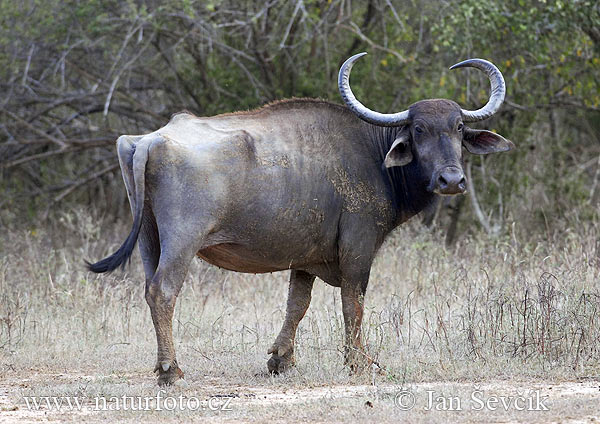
86 229 139 273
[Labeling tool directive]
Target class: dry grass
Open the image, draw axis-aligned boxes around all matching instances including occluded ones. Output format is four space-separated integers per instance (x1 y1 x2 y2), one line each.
0 207 599 422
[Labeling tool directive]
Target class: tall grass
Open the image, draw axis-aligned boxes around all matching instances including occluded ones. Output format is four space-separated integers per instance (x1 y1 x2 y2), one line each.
0 206 598 385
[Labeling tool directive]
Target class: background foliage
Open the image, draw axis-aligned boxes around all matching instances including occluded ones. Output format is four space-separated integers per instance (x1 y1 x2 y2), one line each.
1 0 599 243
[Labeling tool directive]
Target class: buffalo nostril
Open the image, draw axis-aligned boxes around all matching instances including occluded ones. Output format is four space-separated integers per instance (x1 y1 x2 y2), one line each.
438 175 448 187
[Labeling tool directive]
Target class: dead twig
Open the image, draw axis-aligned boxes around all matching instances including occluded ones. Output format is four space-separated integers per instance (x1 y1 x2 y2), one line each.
1 109 67 149
42 163 119 220
465 161 492 234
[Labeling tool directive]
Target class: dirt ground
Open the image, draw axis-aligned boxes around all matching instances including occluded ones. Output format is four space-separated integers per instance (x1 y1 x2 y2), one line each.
1 367 599 423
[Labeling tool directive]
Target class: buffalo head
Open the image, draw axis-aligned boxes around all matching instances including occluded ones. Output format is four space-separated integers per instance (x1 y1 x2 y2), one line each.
338 53 514 195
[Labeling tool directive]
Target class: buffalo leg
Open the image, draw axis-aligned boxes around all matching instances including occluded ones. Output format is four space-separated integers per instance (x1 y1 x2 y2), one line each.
337 218 378 372
340 276 371 371
145 249 193 385
267 270 315 374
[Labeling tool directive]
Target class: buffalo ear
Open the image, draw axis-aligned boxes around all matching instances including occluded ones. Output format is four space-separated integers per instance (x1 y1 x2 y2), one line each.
462 127 515 155
384 132 412 168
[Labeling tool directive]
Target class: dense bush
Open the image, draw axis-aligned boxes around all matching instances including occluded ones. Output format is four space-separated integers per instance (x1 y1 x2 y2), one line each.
1 0 599 242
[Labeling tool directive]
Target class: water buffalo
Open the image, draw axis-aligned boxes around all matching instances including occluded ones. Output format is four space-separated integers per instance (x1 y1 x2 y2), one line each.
88 53 514 385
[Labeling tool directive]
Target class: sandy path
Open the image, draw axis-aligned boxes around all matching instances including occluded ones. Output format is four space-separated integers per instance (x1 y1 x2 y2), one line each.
1 370 598 423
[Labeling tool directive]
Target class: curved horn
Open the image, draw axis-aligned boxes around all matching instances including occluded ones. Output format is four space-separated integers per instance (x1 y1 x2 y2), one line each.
338 52 410 127
450 58 505 122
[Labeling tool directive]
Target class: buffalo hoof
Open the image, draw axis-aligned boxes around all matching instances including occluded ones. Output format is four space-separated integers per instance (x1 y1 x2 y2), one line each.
267 345 295 374
154 360 185 386
348 359 383 376
344 347 376 374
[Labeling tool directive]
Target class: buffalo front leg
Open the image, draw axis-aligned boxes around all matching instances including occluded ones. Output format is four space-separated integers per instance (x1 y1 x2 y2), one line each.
145 252 192 386
340 276 372 373
267 270 315 374
337 218 380 373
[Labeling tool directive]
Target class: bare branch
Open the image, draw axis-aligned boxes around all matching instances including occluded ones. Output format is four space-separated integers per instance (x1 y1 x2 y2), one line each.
465 161 492 234
341 23 406 62
42 163 120 220
1 109 67 149
21 44 35 86
279 0 303 49
103 30 156 116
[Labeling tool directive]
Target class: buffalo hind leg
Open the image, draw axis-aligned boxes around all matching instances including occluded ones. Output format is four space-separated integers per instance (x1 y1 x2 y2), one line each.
145 248 194 385
267 270 315 374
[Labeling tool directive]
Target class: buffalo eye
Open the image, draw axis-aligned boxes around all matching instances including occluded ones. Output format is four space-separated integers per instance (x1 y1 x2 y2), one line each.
414 125 423 134
457 123 464 132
